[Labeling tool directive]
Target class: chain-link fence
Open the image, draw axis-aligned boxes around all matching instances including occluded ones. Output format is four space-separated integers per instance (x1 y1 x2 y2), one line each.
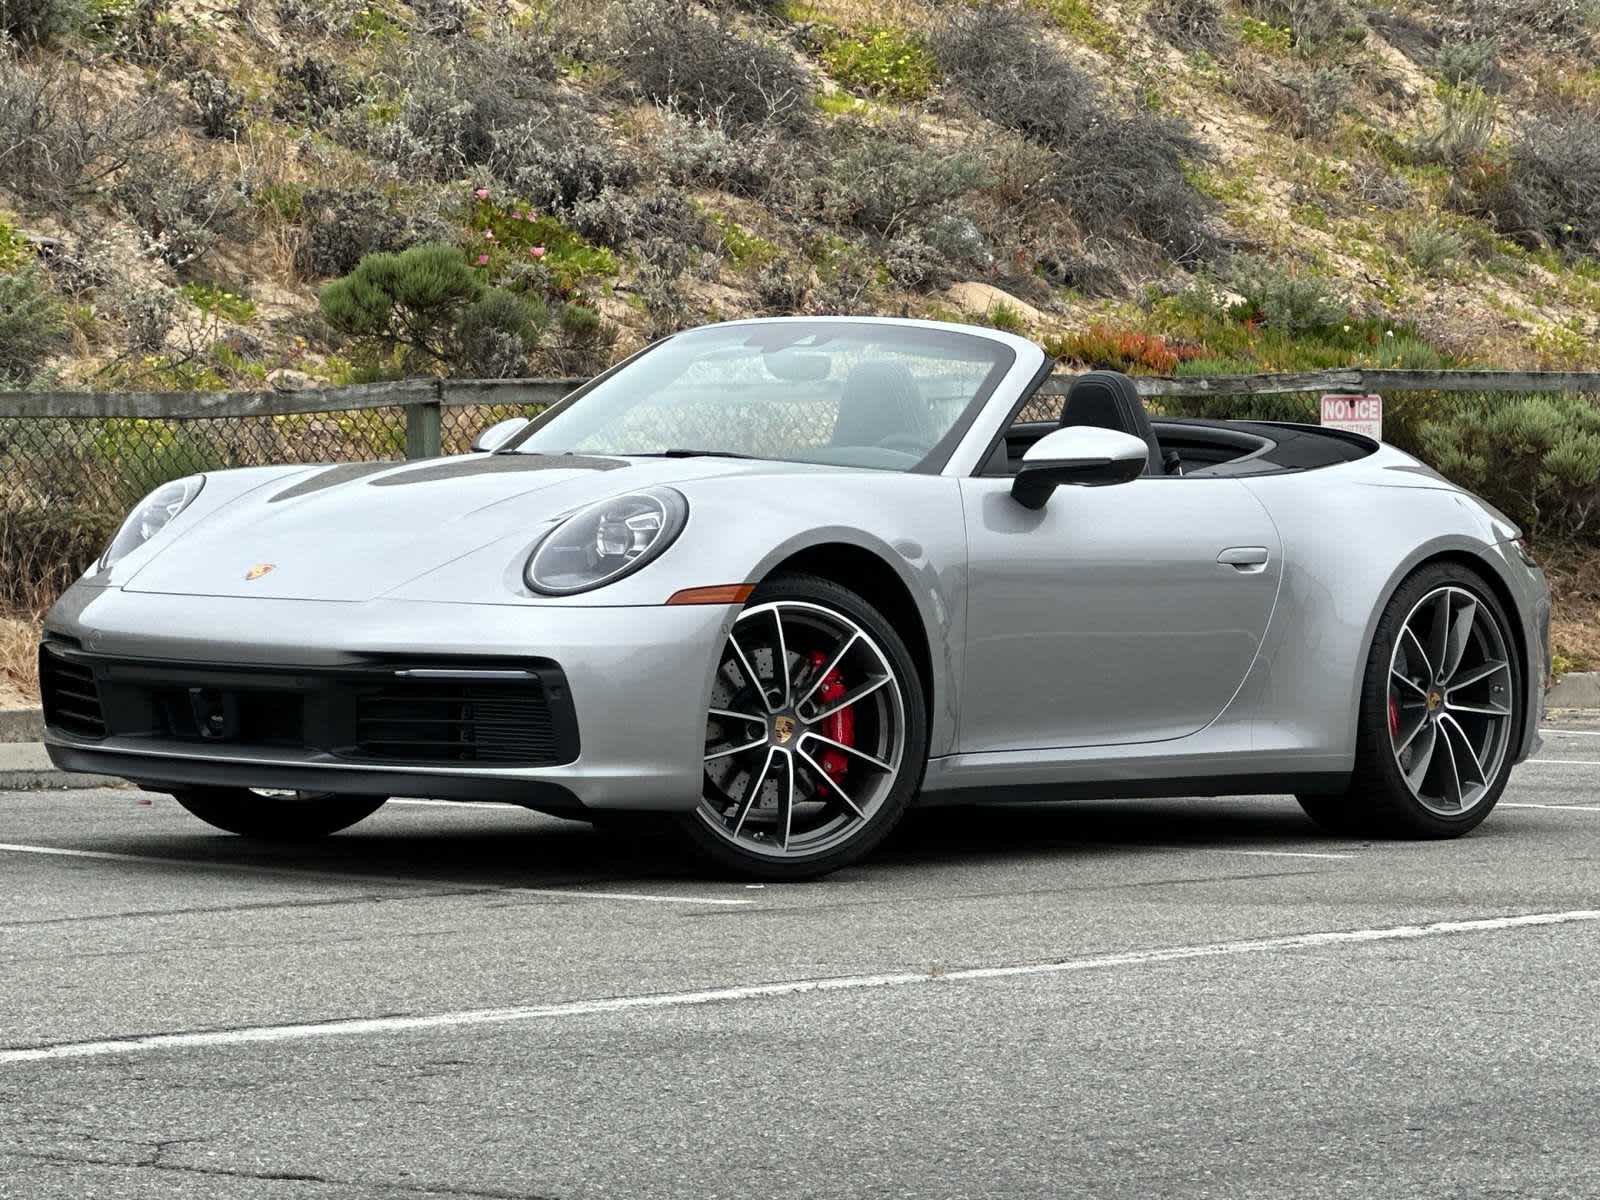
0 380 572 611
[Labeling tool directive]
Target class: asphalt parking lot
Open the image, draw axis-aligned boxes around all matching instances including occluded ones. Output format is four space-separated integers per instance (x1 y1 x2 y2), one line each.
3 720 1599 1200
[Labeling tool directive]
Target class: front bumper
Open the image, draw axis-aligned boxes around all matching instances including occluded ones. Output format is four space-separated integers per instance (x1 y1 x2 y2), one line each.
42 586 733 811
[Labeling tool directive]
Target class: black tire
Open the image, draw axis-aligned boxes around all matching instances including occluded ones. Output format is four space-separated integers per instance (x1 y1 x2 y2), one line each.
172 788 388 840
1298 561 1521 839
675 572 930 880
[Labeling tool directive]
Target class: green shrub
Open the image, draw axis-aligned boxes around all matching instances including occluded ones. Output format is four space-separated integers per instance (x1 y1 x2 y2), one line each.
1418 394 1600 543
1495 113 1600 255
319 243 545 376
0 270 67 386
186 70 245 140
818 121 987 237
1226 255 1345 334
0 56 171 205
1402 222 1468 277
1437 39 1498 87
613 0 812 129
0 219 30 272
0 502 117 614
821 28 938 101
0 0 85 46
1037 0 1122 55
115 160 243 272
1145 0 1230 51
1412 86 1497 165
452 289 547 378
180 281 256 323
932 3 1211 259
295 188 451 280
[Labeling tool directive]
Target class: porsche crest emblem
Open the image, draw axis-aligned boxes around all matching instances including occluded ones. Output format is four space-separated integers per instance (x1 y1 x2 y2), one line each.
244 563 276 582
772 716 796 744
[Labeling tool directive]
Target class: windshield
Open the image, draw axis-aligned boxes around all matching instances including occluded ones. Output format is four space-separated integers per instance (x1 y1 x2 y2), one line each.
509 321 1015 471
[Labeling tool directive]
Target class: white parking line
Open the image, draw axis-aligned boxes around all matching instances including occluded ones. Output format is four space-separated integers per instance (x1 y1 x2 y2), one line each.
1523 758 1600 768
388 798 522 810
3 908 1595 1066
0 843 752 908
1540 727 1600 737
1222 849 1355 860
1502 802 1600 812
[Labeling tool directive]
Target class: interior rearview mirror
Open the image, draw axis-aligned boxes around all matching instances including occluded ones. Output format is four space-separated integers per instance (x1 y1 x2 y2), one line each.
1011 426 1148 510
472 416 531 453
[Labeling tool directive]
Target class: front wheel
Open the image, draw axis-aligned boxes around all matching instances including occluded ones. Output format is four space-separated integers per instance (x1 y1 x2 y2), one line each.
1299 563 1521 838
676 573 929 880
173 788 388 840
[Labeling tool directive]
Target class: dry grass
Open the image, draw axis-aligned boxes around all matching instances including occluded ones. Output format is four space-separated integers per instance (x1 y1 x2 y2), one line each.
1545 545 1600 672
0 614 40 706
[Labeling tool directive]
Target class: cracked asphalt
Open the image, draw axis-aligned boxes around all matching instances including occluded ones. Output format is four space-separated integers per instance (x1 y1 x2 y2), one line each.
3 719 1599 1199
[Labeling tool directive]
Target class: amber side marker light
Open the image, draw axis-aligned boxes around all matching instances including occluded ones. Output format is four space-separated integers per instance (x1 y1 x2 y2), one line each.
666 584 756 606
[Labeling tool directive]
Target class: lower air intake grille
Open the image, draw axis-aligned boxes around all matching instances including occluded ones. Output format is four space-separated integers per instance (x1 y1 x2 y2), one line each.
354 681 563 765
39 643 107 738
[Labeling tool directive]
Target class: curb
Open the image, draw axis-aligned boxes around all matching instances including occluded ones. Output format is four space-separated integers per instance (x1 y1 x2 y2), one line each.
0 742 119 791
1548 672 1600 709
0 707 44 744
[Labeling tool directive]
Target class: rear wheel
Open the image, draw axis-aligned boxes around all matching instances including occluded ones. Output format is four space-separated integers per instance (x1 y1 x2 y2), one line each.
676 573 928 880
173 788 388 840
1299 563 1520 838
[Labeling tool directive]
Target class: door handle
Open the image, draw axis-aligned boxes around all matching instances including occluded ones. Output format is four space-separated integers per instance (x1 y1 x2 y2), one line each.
1218 546 1270 573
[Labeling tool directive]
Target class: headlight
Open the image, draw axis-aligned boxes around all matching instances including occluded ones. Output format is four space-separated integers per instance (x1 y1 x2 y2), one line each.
100 475 205 570
525 487 688 596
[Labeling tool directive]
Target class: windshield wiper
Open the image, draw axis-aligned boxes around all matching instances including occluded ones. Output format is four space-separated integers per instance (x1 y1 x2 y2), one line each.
625 448 760 460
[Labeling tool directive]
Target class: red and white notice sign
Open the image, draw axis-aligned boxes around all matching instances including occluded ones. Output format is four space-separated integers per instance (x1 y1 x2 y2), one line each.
1320 393 1383 440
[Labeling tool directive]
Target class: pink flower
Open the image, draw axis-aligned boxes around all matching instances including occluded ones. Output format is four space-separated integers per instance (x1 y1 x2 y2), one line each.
483 230 495 240
476 253 490 265
530 245 546 259
512 211 525 221
474 187 490 199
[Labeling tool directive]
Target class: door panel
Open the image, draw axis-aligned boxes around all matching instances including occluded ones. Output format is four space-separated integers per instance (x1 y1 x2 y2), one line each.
959 477 1282 751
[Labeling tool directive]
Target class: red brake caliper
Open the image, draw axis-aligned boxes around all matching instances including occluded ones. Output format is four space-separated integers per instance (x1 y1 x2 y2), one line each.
1388 695 1400 738
808 650 854 782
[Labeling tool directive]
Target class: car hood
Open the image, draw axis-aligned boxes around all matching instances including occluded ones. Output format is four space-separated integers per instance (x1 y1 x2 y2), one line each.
124 453 827 602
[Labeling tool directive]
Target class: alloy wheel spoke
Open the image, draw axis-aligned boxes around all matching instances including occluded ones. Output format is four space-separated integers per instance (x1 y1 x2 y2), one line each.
1393 707 1431 757
795 632 859 712
803 674 891 725
1400 626 1435 685
727 633 777 714
778 750 795 850
1427 591 1453 683
1439 596 1478 683
768 608 791 709
1435 724 1466 810
705 735 768 762
798 748 867 820
798 731 892 773
709 707 765 726
1440 714 1488 790
1391 670 1429 700
731 747 777 839
1403 722 1437 793
1446 698 1511 718
1446 659 1509 692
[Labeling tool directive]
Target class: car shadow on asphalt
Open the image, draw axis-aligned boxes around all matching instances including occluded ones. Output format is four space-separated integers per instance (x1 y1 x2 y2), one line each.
69 794 1369 888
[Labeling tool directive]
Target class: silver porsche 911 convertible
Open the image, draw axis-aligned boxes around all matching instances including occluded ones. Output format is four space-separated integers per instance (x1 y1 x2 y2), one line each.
42 317 1551 878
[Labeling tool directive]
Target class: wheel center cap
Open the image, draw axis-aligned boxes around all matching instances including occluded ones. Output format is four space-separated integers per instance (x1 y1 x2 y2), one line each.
771 714 797 745
1427 690 1443 713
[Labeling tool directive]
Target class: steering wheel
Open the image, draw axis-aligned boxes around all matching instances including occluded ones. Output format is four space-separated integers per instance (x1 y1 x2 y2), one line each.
875 433 932 454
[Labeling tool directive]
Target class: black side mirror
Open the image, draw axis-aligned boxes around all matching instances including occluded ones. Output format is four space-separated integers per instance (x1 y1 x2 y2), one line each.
1011 426 1149 510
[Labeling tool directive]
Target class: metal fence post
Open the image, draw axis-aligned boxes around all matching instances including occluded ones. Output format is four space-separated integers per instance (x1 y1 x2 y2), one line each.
405 382 443 460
